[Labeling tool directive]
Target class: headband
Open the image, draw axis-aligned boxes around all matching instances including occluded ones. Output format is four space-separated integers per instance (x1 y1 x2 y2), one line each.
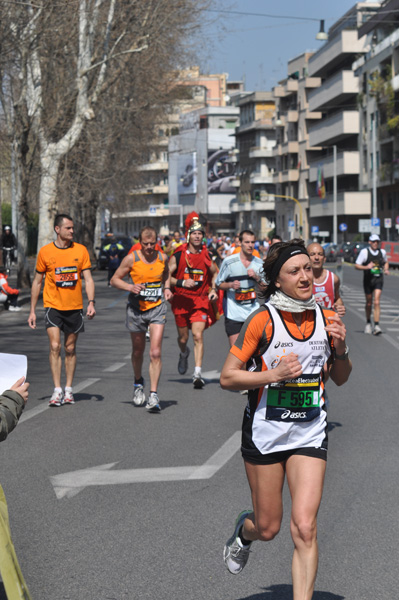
270 246 309 282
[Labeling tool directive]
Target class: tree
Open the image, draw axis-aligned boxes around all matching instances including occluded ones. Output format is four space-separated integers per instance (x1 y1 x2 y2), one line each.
0 0 210 283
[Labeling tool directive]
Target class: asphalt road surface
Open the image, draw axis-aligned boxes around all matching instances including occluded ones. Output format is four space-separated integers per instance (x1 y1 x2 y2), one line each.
0 264 398 600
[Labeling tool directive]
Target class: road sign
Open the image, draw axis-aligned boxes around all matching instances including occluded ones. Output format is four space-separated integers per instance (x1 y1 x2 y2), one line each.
359 219 371 232
384 218 392 228
149 206 156 215
288 219 295 229
371 217 380 226
311 225 319 235
318 231 330 237
339 223 348 232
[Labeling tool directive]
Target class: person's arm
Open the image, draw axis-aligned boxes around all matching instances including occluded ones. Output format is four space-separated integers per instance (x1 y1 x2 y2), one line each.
383 252 390 275
28 271 44 329
208 261 219 300
82 269 96 319
333 273 345 317
220 351 304 391
324 313 352 386
161 254 173 301
169 253 196 289
355 249 373 270
0 377 29 442
110 254 144 295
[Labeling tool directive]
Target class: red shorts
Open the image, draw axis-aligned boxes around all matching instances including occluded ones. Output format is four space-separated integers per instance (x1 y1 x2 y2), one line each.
172 295 209 328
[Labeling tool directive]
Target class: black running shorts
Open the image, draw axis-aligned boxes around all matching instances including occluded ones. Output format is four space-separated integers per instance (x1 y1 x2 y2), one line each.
45 307 84 334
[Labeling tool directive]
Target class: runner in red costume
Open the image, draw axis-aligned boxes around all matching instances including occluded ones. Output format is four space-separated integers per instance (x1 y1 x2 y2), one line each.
169 212 218 389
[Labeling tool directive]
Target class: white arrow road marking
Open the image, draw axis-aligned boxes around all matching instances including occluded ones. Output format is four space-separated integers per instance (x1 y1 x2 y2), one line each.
19 378 101 423
201 370 221 380
104 363 126 372
50 430 241 500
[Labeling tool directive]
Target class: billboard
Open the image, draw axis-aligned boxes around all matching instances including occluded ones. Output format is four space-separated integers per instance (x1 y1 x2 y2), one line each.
207 149 237 194
178 152 197 195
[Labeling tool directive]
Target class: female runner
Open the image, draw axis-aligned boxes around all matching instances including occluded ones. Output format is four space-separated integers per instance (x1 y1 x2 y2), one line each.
220 239 352 600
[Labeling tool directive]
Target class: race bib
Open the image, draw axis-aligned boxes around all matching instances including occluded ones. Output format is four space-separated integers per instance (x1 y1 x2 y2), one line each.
184 268 204 283
235 287 256 304
370 265 382 276
139 282 162 301
55 266 78 288
266 374 321 422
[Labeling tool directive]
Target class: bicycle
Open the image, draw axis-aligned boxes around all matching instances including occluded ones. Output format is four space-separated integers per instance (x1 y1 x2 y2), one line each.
2 247 15 276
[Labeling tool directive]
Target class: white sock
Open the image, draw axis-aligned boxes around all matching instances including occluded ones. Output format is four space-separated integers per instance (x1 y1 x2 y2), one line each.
194 367 201 376
65 386 73 393
54 387 62 393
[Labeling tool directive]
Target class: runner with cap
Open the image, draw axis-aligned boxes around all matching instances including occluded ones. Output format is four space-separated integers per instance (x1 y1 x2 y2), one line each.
169 212 218 389
355 234 389 335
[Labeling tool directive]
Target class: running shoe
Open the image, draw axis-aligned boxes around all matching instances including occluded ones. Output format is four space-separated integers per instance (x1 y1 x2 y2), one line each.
373 324 382 335
145 392 161 413
64 390 75 404
364 323 372 334
192 373 205 389
178 348 190 375
133 382 146 406
223 510 253 575
8 306 21 312
49 390 64 407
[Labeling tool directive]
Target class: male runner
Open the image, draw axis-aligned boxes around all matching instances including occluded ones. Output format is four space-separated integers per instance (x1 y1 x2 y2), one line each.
355 234 389 335
216 230 265 347
28 214 96 406
169 214 218 389
110 226 172 412
307 242 345 317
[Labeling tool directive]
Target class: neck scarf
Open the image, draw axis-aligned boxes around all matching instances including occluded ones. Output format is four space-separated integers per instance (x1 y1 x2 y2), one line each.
268 289 317 313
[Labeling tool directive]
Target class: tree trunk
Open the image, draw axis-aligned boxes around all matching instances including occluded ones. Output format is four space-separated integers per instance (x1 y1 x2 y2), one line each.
37 149 62 247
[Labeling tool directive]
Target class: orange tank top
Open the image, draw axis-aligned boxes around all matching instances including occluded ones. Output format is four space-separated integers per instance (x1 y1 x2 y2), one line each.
128 250 166 312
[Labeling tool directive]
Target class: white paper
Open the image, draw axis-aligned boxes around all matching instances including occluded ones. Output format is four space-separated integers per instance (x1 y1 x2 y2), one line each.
0 353 28 395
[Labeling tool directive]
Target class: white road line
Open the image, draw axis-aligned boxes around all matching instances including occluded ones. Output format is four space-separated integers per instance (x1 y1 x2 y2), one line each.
50 430 242 499
124 353 131 360
104 363 126 372
19 378 101 423
345 304 399 351
387 328 399 332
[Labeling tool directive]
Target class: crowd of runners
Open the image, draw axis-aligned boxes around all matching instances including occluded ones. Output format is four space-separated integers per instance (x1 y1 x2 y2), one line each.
1 211 392 599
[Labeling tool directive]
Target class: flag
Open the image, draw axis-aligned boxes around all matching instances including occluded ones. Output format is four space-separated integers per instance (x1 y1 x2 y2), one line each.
317 165 326 200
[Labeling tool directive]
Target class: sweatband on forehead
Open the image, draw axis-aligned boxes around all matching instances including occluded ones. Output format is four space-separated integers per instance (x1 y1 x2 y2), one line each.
270 246 309 282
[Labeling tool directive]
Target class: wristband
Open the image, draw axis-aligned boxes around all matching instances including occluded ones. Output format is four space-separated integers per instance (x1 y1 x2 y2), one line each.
176 279 184 288
88 300 96 304
164 287 171 290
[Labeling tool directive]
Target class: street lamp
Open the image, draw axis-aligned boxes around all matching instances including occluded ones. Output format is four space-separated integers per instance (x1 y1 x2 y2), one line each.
316 20 328 41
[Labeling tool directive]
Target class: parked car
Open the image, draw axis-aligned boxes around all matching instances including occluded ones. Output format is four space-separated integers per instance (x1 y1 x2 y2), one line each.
346 241 368 263
323 243 338 262
381 240 399 269
96 235 132 270
335 242 351 261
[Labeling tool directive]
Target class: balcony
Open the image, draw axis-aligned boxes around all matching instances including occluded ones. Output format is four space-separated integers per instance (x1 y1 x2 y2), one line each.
231 198 275 212
308 70 358 112
280 169 299 183
138 161 168 172
273 79 298 97
281 141 299 154
309 190 371 218
250 173 274 185
308 151 360 182
308 30 368 78
249 146 274 159
308 111 359 147
287 110 299 122
304 77 321 89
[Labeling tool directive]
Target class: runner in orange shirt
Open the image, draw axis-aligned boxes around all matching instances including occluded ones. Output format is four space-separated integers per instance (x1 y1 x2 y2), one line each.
111 226 172 412
28 214 96 406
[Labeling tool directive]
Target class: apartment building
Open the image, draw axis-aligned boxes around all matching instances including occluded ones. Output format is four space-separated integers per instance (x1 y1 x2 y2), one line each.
353 0 399 240
306 2 381 242
232 92 276 239
273 52 321 240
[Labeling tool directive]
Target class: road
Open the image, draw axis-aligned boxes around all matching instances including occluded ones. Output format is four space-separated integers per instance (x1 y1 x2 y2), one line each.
0 263 398 600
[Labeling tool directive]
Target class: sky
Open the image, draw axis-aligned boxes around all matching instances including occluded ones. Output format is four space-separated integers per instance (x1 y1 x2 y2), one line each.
201 0 373 92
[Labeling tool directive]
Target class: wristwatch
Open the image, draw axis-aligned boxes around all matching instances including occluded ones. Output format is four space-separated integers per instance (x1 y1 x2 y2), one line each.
335 345 349 360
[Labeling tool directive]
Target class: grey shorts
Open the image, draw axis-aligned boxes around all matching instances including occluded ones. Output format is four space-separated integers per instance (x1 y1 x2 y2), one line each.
125 302 167 333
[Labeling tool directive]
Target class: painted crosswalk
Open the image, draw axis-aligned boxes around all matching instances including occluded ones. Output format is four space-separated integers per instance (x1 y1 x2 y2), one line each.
341 284 399 348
